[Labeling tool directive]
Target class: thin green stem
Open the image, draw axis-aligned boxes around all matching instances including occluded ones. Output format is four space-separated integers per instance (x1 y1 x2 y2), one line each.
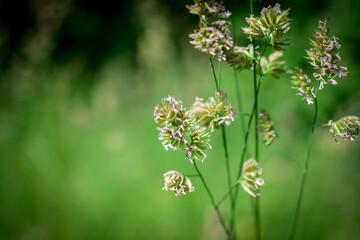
222 125 234 238
250 0 254 15
252 39 262 240
209 57 234 239
289 98 318 240
252 40 267 240
209 57 219 91
192 159 230 238
217 182 240 207
219 61 222 90
233 68 246 138
230 78 262 239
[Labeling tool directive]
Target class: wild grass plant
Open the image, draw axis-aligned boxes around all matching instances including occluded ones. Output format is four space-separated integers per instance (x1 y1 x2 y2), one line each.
153 0 359 239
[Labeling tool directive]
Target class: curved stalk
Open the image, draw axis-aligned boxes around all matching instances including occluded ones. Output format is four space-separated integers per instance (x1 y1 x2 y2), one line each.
192 159 230 238
288 97 318 240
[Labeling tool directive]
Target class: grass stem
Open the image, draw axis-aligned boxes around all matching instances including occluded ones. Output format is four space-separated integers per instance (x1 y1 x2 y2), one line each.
192 160 230 239
209 57 234 239
288 97 318 240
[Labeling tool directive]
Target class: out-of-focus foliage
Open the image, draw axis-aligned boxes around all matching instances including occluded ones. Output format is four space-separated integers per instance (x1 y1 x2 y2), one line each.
0 0 359 239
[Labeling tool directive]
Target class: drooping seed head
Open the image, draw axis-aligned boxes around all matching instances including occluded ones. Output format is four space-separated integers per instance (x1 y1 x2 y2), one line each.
257 109 277 146
328 116 360 143
240 158 264 198
163 171 195 196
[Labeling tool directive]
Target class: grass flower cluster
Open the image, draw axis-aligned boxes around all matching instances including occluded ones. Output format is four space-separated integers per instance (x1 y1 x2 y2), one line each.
153 0 357 239
260 51 285 78
154 96 212 162
242 3 290 50
290 67 315 104
163 171 195 196
187 0 233 61
328 116 360 143
306 19 348 89
257 109 277 146
153 96 194 151
192 91 236 132
240 158 264 198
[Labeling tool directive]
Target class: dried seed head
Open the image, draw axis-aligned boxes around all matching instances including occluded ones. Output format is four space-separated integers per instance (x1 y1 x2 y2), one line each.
163 171 195 196
240 158 264 198
328 116 360 143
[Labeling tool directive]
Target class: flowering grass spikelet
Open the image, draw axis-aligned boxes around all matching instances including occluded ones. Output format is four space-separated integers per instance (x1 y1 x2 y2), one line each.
226 45 255 72
306 19 348 90
260 51 286 78
289 67 315 104
163 171 195 196
154 96 194 151
192 91 236 132
242 3 290 50
240 158 264 198
187 0 233 61
257 109 277 146
328 116 360 143
185 125 212 162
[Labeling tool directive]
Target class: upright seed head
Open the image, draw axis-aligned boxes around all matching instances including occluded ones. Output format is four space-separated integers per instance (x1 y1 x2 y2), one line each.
242 3 291 50
306 19 348 89
192 91 236 132
187 0 233 61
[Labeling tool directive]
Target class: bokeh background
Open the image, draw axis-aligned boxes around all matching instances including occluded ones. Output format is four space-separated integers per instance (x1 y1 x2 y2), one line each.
0 0 359 239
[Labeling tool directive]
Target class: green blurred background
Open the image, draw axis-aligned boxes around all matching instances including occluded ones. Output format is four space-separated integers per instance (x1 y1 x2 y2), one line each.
0 0 359 239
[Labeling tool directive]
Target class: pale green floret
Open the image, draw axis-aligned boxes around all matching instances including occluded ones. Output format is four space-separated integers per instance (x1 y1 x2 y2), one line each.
154 96 213 162
154 96 194 151
242 3 290 50
260 51 286 78
226 45 255 71
192 91 236 132
163 171 195 196
187 0 233 61
289 67 315 104
240 158 264 198
257 109 277 146
328 116 360 143
185 125 212 162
